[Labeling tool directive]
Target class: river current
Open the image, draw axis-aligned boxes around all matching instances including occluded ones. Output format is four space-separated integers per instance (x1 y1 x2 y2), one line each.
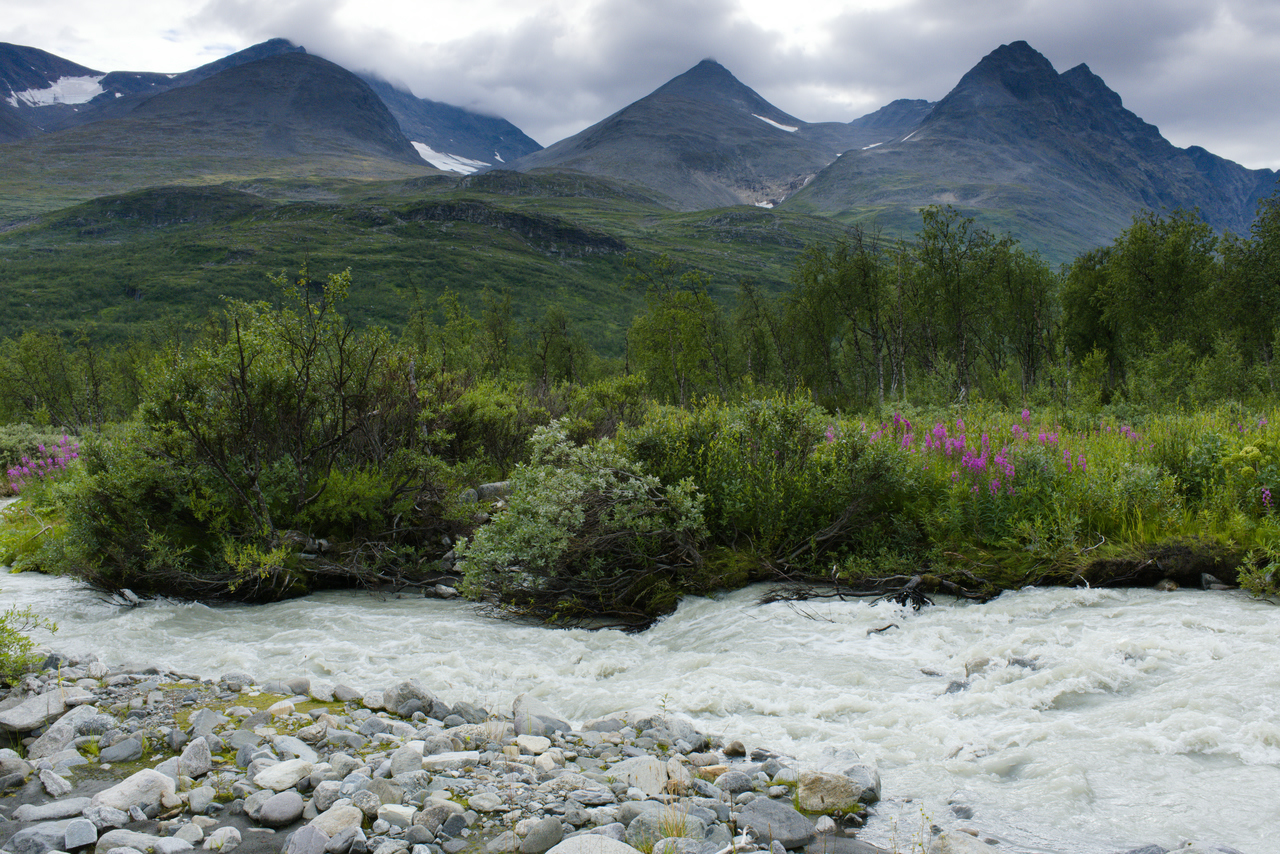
3 570 1278 854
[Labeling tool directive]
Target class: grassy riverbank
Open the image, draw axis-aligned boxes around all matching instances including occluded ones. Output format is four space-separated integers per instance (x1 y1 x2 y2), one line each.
2 197 1280 626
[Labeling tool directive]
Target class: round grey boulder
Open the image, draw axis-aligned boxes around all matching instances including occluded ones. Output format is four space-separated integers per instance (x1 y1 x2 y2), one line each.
259 791 306 827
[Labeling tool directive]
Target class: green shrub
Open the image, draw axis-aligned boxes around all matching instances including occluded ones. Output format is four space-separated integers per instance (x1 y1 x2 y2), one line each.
625 396 914 570
0 598 56 685
456 422 706 628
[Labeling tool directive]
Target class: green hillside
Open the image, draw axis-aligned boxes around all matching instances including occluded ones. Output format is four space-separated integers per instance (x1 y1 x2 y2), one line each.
0 174 851 353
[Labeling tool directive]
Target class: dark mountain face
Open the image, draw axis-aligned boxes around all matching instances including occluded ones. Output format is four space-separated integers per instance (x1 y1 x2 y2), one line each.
0 39 540 171
786 40 1277 261
0 39 306 140
508 59 855 210
358 75 541 170
113 52 424 164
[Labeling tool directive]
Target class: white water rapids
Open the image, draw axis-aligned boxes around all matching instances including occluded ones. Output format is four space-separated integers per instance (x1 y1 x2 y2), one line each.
4 570 1279 854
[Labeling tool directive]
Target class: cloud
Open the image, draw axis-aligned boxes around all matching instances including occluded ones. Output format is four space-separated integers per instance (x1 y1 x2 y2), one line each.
5 0 1278 168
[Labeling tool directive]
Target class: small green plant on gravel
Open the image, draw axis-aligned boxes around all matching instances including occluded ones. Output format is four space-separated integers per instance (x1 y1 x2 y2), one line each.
0 595 57 684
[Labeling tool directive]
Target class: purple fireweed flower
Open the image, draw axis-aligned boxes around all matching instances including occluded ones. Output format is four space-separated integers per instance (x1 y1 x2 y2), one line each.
1263 487 1272 511
1021 409 1031 424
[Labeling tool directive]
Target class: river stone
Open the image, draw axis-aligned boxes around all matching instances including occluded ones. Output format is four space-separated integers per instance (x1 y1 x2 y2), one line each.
389 742 424 776
795 771 862 813
175 824 204 845
179 737 214 778
99 736 145 763
82 804 129 830
520 817 564 854
0 687 94 732
804 838 888 854
624 810 706 851
39 767 73 797
422 751 480 772
608 756 668 797
486 831 519 854
927 832 994 854
286 825 331 854
27 703 105 758
203 826 241 851
275 735 320 764
188 786 216 815
96 829 193 854
378 804 416 829
313 781 343 812
91 768 177 812
841 764 880 804
712 770 752 795
382 680 439 716
324 826 366 854
187 708 229 737
6 819 77 854
651 841 701 854
14 797 92 822
516 735 552 755
65 817 100 850
255 758 315 791
545 838 642 854
312 804 366 837
513 694 571 737
351 789 382 819
261 791 307 827
367 778 405 806
470 792 505 812
737 797 815 850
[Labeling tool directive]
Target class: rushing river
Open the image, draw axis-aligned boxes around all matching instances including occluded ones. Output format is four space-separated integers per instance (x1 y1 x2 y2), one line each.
3 569 1279 854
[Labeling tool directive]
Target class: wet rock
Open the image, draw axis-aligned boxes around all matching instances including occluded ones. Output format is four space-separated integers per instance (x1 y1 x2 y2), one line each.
27 703 106 759
712 770 752 795
927 831 992 854
312 804 366 837
39 768 73 797
91 768 177 812
546 837 643 854
6 819 79 854
738 797 815 850
203 826 242 851
623 810 705 851
255 758 315 791
286 825 332 854
82 804 129 830
521 817 564 854
260 791 307 827
64 817 100 849
608 757 668 797
0 687 95 732
95 828 193 854
796 772 862 813
188 786 216 815
179 737 213 778
512 695 571 737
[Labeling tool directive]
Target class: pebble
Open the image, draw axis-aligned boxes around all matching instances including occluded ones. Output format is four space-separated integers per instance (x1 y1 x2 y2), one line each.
0 651 1247 854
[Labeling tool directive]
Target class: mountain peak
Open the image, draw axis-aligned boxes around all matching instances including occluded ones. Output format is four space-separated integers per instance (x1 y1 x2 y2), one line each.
650 58 802 127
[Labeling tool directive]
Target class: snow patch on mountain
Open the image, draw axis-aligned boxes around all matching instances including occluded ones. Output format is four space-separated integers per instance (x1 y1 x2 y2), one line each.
411 142 490 174
6 75 105 108
753 114 798 133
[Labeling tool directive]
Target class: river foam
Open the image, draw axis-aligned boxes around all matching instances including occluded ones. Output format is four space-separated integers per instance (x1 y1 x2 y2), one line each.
3 571 1278 853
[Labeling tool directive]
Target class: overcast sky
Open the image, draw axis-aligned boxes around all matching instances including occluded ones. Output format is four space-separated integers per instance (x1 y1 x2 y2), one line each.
4 0 1279 170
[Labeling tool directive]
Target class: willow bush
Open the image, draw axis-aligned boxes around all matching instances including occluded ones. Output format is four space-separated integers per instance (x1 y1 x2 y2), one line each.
456 422 707 629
